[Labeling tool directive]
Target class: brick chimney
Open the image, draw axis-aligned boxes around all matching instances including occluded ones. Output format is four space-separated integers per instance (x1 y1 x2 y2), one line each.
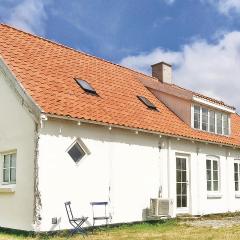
151 62 172 84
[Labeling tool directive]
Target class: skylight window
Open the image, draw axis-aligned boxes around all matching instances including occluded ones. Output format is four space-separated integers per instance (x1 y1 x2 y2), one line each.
75 78 97 94
137 96 158 111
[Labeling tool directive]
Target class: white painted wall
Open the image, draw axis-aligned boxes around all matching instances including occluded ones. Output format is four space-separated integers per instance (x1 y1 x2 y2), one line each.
37 117 240 232
0 70 36 231
37 119 161 231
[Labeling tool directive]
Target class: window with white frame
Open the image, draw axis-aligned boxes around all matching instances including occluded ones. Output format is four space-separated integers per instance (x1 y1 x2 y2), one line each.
206 157 219 192
2 153 16 184
234 160 240 192
193 105 229 135
67 139 90 164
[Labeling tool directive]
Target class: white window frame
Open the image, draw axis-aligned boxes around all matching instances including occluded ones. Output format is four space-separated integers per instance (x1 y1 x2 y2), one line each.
66 138 90 165
192 104 230 136
206 156 220 193
1 151 17 185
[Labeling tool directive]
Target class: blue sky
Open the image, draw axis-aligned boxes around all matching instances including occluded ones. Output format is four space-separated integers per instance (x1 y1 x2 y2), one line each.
1 0 240 110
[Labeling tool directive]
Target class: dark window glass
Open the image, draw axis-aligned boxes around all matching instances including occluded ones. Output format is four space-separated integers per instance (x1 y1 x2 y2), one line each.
75 78 97 94
216 112 222 134
206 160 211 170
182 195 187 207
209 110 215 133
194 105 200 129
137 96 157 110
223 114 229 135
234 162 240 191
68 142 86 163
202 108 208 131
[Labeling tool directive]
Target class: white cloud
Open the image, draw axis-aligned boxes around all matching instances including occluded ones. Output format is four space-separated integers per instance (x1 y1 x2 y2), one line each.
5 0 49 35
162 0 175 5
120 31 240 111
205 0 240 15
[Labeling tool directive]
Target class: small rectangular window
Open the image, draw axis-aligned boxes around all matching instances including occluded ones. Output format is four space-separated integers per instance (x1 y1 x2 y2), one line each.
194 105 200 129
75 78 97 95
202 108 208 131
3 153 16 184
137 96 158 111
216 112 223 134
206 158 219 192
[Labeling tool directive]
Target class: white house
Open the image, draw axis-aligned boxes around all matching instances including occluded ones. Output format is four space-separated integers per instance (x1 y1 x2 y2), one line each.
1 24 240 232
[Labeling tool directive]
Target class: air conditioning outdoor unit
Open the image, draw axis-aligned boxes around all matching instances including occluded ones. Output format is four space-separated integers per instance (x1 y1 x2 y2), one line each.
150 198 172 217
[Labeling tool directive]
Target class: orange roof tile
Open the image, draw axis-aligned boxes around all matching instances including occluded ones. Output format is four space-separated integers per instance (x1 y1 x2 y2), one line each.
0 24 240 147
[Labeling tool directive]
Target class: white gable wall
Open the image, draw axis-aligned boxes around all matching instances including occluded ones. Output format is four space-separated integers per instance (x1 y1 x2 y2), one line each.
36 117 240 232
0 70 36 231
37 119 161 231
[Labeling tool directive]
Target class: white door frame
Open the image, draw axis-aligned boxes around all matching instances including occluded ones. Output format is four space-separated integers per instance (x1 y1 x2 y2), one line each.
176 154 190 214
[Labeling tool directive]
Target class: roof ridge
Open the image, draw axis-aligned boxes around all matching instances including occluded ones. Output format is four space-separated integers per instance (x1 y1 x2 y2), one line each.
170 83 235 110
0 23 154 80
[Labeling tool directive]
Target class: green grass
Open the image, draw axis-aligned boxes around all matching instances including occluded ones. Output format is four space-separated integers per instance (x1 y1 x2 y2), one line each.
1 218 240 240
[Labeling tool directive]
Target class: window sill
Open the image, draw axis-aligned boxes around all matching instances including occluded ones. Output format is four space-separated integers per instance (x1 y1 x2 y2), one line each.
207 193 222 199
235 193 240 198
0 186 15 193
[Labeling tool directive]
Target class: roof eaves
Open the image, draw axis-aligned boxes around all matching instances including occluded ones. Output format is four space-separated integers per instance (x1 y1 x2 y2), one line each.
0 56 43 121
44 113 240 150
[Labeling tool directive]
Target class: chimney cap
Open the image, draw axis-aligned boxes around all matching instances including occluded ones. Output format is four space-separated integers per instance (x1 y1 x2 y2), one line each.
151 61 172 67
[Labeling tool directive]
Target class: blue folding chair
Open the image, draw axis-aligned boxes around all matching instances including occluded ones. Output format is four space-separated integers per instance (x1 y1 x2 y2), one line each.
65 201 88 235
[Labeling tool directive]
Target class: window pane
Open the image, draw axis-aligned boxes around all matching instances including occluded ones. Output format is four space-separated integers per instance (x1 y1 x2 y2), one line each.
202 108 208 131
177 196 181 208
194 106 200 129
4 155 10 168
182 171 186 182
235 173 239 182
216 112 222 134
177 183 181 194
223 114 229 135
235 182 239 191
181 159 186 170
207 170 211 180
10 168 16 183
182 183 187 194
213 181 218 191
176 170 181 182
10 154 16 168
182 196 187 207
206 160 211 170
176 158 181 170
213 171 218 181
3 169 9 182
213 160 218 170
209 111 215 133
207 181 212 191
235 163 238 173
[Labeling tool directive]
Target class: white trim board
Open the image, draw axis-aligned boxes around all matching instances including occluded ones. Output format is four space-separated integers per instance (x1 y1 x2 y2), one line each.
192 96 235 114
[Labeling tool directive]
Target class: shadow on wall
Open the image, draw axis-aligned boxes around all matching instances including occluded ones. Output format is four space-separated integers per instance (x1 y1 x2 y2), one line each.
40 118 161 148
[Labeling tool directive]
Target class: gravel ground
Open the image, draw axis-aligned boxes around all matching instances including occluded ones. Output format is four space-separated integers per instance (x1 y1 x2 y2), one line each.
184 216 240 229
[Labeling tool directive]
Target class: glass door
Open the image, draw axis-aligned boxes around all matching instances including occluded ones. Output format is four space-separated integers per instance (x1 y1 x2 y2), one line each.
176 156 189 212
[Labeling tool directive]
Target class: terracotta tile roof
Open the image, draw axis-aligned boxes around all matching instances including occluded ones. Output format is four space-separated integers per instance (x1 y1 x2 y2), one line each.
0 23 240 147
140 76 235 110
